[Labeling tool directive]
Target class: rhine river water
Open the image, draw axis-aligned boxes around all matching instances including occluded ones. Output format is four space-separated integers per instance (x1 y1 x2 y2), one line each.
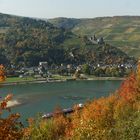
0 80 122 123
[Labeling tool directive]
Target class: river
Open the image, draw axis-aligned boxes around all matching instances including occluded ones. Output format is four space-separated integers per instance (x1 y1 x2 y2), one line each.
0 80 122 123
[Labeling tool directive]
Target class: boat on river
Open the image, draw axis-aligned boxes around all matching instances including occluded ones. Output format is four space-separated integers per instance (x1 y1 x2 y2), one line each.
42 103 83 119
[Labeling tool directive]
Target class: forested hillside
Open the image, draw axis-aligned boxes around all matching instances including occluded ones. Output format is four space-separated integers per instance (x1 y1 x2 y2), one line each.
0 13 136 68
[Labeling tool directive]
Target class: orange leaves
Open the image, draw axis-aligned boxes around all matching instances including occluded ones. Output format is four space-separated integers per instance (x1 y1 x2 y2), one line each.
51 112 71 138
0 64 5 82
70 63 140 138
0 113 23 140
23 127 31 138
0 64 23 140
136 60 140 89
0 65 13 111
0 94 22 138
0 101 7 109
119 61 140 103
0 94 13 112
119 73 138 103
83 98 105 120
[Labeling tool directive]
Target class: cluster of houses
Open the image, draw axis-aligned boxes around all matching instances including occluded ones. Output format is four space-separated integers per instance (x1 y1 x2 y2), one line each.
12 62 50 78
8 60 135 78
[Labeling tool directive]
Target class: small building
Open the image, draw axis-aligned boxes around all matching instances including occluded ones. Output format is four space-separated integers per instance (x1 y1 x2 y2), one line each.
38 61 48 76
39 62 48 70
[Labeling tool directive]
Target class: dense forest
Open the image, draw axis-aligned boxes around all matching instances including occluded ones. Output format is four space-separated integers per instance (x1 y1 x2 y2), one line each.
0 13 136 69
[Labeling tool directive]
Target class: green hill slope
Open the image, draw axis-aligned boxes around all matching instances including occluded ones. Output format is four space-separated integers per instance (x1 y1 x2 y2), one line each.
49 16 140 58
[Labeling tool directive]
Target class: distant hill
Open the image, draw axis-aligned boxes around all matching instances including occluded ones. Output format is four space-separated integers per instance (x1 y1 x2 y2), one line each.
49 16 140 58
0 13 136 68
0 13 72 67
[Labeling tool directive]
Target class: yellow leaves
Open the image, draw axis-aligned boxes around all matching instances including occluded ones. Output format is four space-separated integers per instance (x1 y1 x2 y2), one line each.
0 64 5 82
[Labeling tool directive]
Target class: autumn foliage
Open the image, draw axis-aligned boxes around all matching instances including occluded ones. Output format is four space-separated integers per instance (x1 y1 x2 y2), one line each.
0 64 5 82
0 65 23 140
22 61 140 140
119 69 140 103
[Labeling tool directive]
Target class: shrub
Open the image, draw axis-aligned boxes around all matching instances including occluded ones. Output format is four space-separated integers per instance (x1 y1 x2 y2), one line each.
0 65 23 140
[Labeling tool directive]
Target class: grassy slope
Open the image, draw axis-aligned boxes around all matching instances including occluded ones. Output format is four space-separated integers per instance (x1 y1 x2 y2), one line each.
5 77 35 83
49 16 140 58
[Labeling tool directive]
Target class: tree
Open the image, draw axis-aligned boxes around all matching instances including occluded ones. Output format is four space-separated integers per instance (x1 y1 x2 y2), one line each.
82 64 90 75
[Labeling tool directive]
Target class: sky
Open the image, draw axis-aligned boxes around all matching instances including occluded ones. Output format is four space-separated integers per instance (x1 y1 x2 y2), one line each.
0 0 140 19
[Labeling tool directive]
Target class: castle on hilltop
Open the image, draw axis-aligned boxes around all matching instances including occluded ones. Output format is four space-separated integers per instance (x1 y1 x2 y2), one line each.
88 35 105 45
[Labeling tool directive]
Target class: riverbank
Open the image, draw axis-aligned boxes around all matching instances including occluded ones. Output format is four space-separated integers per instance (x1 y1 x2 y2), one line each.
85 77 125 81
1 78 66 86
1 76 125 86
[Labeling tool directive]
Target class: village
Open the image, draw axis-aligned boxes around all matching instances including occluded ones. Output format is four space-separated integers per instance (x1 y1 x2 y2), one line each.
5 35 135 80
5 60 134 82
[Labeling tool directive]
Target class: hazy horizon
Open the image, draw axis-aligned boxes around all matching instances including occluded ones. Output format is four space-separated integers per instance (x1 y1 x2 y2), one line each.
1 12 140 20
0 0 140 19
